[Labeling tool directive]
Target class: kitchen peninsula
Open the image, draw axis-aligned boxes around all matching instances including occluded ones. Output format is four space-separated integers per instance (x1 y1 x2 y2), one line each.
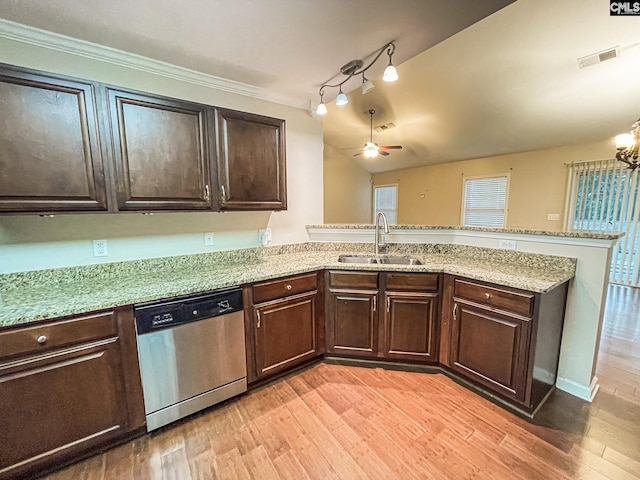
0 226 620 479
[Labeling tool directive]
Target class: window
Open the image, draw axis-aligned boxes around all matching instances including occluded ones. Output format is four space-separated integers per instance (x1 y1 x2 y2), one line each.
373 185 397 225
462 175 509 227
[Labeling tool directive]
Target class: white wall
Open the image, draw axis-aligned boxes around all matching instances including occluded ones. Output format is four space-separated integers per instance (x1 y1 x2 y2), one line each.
0 30 324 273
323 145 372 224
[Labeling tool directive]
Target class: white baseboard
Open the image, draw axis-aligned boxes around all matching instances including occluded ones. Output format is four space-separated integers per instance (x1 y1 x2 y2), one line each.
556 375 600 402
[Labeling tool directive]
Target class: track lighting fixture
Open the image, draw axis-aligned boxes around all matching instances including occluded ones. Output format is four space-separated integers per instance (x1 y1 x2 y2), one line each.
315 42 398 116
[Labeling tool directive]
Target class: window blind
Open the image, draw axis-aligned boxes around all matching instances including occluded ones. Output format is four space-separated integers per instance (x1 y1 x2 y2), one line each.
567 159 640 286
462 176 508 227
374 185 397 224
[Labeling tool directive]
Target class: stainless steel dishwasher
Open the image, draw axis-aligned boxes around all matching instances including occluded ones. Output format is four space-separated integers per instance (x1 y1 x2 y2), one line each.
134 287 246 431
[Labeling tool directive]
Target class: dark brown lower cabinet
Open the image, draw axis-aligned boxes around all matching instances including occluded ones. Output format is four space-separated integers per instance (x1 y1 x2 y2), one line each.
383 291 439 362
248 272 323 384
328 289 378 357
450 302 530 402
0 308 145 480
326 271 379 358
255 291 320 377
380 272 440 363
327 271 440 363
444 276 569 412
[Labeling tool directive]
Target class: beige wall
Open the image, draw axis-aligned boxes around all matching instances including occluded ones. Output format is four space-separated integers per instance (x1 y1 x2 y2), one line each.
323 146 372 224
0 34 324 273
372 140 615 230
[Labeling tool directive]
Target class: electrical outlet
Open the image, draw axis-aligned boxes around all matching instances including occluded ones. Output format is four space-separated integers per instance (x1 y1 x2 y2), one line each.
204 232 214 246
547 213 560 221
93 239 108 257
258 228 272 246
498 239 517 250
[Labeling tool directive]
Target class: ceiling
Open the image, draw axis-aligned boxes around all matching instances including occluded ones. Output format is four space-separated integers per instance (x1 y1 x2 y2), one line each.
1 0 639 173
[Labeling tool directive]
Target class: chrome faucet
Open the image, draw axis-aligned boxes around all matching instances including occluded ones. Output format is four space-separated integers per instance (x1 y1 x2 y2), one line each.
374 212 390 256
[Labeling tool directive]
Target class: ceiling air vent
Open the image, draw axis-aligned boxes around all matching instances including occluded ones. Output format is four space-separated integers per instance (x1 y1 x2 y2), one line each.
374 122 396 132
577 46 620 69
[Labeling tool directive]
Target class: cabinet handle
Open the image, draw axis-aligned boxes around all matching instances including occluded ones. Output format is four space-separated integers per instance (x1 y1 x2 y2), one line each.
256 311 261 328
286 284 292 290
386 297 390 313
37 335 47 344
373 296 377 312
220 185 226 202
484 292 492 299
453 304 458 320
204 184 210 202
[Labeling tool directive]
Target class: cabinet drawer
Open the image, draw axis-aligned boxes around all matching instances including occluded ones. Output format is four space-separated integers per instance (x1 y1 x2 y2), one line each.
453 279 534 317
385 273 438 292
329 271 379 290
253 273 317 304
0 311 118 361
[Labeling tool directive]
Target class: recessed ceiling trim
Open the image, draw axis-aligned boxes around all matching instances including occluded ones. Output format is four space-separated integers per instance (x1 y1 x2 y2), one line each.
0 19 305 109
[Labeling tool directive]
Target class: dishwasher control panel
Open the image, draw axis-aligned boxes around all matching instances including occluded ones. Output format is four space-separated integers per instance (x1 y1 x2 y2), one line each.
135 288 243 334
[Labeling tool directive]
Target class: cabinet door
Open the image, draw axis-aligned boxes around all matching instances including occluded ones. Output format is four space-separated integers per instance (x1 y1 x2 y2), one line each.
327 289 378 357
215 108 286 211
450 301 530 402
107 89 214 211
382 292 438 363
0 66 107 212
254 291 319 378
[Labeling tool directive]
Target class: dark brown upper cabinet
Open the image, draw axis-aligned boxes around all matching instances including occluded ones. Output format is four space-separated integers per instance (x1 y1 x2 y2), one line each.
0 65 108 213
106 89 216 211
215 108 286 211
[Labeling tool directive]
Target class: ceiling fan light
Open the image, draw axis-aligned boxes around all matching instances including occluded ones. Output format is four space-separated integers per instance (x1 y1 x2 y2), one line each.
383 64 399 82
336 90 348 106
363 142 379 158
316 102 328 115
362 78 375 94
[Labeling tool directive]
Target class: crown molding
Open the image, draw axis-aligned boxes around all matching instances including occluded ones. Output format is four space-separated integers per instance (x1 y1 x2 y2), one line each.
0 19 306 109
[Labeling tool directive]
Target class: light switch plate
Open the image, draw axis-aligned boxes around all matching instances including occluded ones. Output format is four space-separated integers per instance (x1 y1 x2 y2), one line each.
547 213 560 221
204 232 214 246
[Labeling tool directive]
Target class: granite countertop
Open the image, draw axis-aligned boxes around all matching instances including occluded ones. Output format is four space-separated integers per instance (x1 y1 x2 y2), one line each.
307 224 624 240
0 243 576 328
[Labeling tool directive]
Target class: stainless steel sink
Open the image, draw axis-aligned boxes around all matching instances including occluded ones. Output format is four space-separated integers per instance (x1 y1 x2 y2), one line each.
337 255 378 264
337 255 422 265
377 256 422 265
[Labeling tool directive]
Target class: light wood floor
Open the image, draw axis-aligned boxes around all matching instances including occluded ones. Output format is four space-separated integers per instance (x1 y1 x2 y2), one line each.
44 284 640 480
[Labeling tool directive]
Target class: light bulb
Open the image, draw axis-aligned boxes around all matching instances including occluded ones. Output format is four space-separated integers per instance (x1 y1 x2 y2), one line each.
363 142 379 158
336 91 348 106
615 132 635 150
316 102 328 115
383 64 398 82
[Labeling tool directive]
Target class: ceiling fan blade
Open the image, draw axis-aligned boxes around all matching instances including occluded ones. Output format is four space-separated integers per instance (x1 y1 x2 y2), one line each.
379 145 403 150
353 152 363 157
379 150 390 156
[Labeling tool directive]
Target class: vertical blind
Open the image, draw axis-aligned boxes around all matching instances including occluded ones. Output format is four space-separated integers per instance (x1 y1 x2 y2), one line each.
567 158 640 286
462 175 508 227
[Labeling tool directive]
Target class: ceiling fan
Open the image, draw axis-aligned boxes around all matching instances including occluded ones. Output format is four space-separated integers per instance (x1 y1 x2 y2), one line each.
353 109 403 158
